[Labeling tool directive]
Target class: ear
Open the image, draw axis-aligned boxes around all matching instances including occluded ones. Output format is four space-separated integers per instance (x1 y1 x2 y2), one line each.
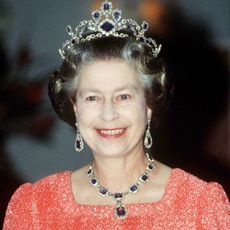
147 107 152 120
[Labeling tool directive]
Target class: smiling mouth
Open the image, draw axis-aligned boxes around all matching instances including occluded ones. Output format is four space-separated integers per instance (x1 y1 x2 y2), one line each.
96 128 126 138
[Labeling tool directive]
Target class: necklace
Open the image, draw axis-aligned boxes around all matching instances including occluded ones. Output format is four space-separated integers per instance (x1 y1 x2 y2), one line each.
86 153 155 220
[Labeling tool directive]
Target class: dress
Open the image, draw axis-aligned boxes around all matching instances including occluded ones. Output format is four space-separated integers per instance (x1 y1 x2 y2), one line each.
3 169 230 230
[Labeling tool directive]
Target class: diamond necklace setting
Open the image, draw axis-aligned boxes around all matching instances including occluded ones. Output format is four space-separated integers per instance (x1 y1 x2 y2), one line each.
87 153 155 220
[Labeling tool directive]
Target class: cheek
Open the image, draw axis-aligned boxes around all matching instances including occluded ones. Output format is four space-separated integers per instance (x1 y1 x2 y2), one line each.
75 103 100 127
136 99 148 120
121 99 147 123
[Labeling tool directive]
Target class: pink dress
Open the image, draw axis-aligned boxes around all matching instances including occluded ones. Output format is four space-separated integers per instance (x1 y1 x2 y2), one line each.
3 169 230 229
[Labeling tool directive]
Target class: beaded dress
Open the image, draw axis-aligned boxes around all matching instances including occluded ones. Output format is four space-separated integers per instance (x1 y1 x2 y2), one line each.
3 169 230 229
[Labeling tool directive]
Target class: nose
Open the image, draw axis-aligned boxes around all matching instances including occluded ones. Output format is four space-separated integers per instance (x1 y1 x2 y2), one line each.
100 100 118 122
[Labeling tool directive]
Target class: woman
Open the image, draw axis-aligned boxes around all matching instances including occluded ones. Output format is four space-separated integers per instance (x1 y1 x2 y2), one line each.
3 1 229 229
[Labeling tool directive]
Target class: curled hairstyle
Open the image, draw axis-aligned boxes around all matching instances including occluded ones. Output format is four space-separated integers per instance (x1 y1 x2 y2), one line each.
48 37 166 128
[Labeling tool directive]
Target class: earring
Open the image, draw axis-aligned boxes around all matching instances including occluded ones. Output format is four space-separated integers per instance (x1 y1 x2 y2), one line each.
144 118 152 149
75 123 84 152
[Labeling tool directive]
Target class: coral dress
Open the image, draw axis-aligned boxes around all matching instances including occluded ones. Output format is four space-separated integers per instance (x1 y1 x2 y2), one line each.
3 169 230 229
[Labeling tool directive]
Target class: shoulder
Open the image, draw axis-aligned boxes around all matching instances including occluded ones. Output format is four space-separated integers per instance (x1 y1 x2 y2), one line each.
168 168 230 228
33 171 71 190
171 168 207 186
27 171 71 199
165 168 229 207
12 171 71 195
7 170 71 201
3 171 73 229
169 168 228 198
4 172 71 218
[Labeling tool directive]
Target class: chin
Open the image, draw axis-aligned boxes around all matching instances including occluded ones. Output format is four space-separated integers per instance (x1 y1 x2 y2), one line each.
92 145 130 158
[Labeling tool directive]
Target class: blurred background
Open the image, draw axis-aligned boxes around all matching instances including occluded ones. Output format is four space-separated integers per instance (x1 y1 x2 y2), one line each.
0 0 229 227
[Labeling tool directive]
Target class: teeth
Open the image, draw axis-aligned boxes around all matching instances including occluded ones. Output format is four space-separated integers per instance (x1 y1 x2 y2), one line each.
100 129 124 135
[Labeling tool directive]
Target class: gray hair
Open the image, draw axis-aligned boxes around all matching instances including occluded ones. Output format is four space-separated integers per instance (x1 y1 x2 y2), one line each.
48 37 166 128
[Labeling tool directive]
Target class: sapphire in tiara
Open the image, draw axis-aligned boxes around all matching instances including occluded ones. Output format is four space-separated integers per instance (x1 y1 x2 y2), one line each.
139 36 145 43
60 1 161 60
101 21 114 32
143 22 148 30
103 2 110 10
93 11 100 19
113 11 121 21
66 26 71 33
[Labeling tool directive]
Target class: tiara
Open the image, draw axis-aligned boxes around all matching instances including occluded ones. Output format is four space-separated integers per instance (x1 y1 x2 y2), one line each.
59 1 161 59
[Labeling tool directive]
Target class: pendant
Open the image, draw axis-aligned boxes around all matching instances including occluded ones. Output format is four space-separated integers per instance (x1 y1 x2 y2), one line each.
114 204 128 220
87 153 155 221
113 194 128 219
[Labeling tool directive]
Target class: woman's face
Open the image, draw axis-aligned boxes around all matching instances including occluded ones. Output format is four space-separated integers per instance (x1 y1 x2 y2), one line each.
73 60 152 158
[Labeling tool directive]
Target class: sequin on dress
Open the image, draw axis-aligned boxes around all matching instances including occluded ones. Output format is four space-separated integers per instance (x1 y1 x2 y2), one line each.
3 169 230 229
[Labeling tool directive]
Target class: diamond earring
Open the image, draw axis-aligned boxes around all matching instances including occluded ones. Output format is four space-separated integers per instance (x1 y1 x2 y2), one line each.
144 118 152 149
75 123 84 152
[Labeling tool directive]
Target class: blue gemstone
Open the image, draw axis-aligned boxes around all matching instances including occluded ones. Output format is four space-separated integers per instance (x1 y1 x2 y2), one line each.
99 187 108 195
143 22 148 30
114 193 123 199
72 39 75 44
91 178 97 185
130 184 138 192
93 11 100 19
75 140 81 148
141 174 148 182
139 37 145 42
148 164 154 170
116 206 126 217
114 11 121 20
101 21 114 32
103 2 110 10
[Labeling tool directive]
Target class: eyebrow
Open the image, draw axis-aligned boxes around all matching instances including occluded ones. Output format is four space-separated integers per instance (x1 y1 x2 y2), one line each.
114 85 139 93
78 85 139 96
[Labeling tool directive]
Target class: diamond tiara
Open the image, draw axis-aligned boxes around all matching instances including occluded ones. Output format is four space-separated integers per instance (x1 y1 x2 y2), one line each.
59 1 162 59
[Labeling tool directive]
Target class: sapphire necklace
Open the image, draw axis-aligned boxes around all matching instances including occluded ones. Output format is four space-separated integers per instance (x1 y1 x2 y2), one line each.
87 153 155 220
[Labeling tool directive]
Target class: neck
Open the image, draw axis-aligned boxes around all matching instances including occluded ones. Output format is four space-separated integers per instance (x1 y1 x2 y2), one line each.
91 147 147 192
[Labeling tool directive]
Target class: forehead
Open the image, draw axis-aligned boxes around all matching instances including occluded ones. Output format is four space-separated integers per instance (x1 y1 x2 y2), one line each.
77 60 141 91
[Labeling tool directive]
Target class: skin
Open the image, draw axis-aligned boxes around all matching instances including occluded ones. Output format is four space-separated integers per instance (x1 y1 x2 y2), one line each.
71 60 172 205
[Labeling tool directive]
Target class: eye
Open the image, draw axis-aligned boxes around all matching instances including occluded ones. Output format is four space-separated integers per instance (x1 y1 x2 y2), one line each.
86 96 97 101
115 94 132 103
119 94 131 100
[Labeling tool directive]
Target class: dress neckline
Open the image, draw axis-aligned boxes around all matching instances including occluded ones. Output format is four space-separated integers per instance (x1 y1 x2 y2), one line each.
66 168 182 209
